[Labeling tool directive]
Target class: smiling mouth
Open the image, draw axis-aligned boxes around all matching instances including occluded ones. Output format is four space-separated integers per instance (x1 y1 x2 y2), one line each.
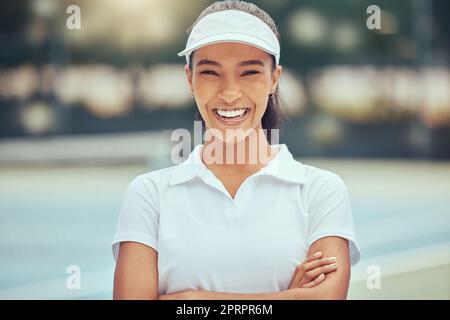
212 108 250 122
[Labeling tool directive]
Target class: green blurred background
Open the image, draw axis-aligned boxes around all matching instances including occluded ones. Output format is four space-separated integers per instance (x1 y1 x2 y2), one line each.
0 0 449 299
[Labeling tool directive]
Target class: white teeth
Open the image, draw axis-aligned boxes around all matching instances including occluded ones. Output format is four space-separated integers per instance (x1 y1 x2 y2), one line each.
215 108 247 118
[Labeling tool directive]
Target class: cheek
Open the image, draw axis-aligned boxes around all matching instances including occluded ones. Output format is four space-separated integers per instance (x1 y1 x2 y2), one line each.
253 100 269 123
192 79 215 106
250 80 272 117
249 92 269 116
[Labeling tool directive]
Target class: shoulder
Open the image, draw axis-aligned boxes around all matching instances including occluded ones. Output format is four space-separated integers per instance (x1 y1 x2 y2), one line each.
302 163 346 187
138 165 178 184
297 162 349 202
276 144 345 189
126 165 179 194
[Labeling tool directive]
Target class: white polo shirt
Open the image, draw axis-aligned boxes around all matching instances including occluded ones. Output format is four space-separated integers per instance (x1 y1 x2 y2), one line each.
112 143 361 295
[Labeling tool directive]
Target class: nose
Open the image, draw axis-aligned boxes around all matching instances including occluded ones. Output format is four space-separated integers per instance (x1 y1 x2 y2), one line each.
217 76 243 105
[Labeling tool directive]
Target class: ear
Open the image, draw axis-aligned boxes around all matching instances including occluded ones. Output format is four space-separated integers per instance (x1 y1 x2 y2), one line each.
184 64 194 94
271 64 283 92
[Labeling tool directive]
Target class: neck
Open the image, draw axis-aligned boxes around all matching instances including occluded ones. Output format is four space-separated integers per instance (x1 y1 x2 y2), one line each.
201 125 276 171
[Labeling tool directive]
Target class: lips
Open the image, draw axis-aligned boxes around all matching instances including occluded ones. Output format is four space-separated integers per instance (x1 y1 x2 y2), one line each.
213 108 250 124
212 107 250 125
215 107 247 118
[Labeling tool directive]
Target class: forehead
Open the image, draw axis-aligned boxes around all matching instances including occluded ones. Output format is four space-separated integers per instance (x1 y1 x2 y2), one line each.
193 42 272 66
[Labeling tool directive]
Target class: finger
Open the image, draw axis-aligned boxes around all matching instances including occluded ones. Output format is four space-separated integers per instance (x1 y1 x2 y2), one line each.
304 251 323 264
291 257 337 288
288 252 323 289
301 273 326 288
303 257 337 273
289 260 322 289
299 263 338 285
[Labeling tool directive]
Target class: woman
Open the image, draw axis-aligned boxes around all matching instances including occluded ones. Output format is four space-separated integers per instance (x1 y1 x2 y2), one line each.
112 0 360 300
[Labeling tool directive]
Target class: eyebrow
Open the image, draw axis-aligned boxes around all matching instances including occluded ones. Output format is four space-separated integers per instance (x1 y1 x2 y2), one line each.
196 59 265 67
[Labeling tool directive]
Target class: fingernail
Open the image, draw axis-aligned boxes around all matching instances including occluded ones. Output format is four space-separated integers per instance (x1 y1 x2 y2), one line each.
314 251 322 257
319 273 325 279
330 263 338 268
328 257 336 262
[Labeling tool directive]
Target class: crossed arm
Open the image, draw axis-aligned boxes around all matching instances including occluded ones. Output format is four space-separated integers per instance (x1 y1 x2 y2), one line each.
113 236 351 300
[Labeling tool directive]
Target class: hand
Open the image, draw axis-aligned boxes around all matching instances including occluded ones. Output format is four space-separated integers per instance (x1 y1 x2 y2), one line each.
288 251 338 289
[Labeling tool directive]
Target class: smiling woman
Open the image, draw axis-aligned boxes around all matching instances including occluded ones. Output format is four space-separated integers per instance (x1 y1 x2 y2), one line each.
186 42 280 146
185 5 284 145
112 0 361 300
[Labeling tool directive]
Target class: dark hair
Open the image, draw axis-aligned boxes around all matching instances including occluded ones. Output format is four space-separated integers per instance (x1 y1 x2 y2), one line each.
186 0 286 144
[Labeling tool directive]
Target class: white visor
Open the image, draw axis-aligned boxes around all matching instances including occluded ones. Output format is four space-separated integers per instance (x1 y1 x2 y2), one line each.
177 9 280 66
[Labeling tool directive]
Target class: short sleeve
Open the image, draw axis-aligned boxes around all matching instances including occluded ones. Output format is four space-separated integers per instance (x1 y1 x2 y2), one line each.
111 175 159 262
307 173 361 266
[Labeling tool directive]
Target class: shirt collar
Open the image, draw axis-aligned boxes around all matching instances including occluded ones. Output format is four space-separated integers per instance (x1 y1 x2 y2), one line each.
168 143 306 187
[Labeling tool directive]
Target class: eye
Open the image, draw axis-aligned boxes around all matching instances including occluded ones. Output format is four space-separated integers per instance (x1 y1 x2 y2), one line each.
242 70 260 76
199 70 219 76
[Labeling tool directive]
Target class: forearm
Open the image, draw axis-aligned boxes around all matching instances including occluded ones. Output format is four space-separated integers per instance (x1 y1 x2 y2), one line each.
193 287 342 300
191 289 287 300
